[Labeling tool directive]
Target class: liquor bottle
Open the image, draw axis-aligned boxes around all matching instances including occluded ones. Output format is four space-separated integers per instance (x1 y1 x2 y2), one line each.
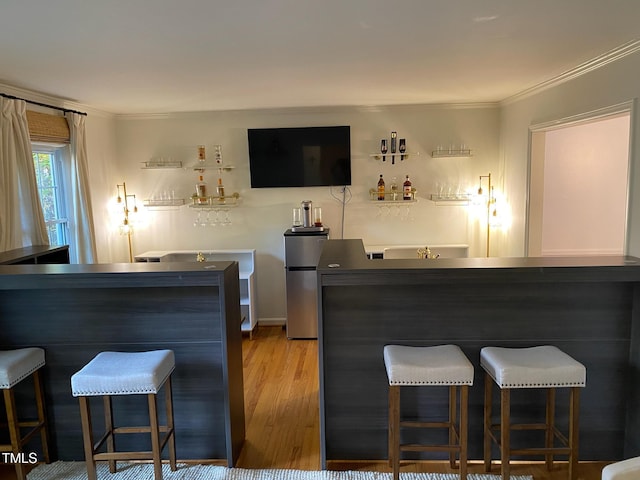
216 177 225 202
403 175 412 200
196 175 207 204
377 174 385 201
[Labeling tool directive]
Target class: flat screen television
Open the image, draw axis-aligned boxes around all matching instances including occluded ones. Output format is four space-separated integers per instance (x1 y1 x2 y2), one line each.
248 126 351 188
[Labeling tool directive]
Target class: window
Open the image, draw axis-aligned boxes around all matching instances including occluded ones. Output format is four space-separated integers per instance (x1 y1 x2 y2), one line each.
32 147 68 246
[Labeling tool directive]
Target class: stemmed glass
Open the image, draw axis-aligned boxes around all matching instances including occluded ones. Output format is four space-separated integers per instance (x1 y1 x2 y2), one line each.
380 139 388 162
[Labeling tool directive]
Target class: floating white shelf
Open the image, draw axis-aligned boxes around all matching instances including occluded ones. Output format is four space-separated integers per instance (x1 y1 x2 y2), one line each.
192 161 235 172
144 198 186 207
189 193 240 208
369 152 418 161
369 189 417 202
430 149 472 158
429 193 471 205
141 160 183 169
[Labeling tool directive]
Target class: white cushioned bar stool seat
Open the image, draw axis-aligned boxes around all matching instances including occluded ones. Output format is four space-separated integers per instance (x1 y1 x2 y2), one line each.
0 348 50 480
480 346 586 480
602 457 640 480
71 350 177 480
71 350 175 396
384 345 474 480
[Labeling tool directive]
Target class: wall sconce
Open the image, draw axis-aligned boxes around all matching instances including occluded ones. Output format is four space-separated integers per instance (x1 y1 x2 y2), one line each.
478 173 497 257
116 181 138 262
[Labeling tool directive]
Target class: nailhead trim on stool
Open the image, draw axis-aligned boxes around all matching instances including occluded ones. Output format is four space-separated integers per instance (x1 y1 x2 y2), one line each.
0 348 50 480
384 344 474 480
601 457 640 480
481 346 586 480
71 350 177 480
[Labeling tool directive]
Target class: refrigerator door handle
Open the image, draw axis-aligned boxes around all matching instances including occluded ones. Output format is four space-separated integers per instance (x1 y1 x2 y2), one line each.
286 266 316 271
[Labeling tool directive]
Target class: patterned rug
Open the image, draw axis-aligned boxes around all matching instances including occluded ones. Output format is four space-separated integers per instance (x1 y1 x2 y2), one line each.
27 462 533 480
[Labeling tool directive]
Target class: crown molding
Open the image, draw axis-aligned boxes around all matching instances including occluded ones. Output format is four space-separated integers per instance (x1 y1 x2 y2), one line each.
0 82 113 118
501 39 640 106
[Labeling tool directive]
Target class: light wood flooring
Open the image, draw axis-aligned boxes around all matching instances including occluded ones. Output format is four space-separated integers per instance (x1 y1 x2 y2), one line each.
0 326 612 479
236 327 610 480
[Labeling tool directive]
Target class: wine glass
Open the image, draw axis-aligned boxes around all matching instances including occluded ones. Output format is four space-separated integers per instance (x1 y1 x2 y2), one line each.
399 138 406 161
380 139 388 162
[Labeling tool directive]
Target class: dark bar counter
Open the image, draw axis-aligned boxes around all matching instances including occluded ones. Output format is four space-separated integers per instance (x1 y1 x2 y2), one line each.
317 239 640 466
0 261 245 466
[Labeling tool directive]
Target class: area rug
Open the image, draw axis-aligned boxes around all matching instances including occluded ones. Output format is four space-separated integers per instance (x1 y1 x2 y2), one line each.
27 462 533 480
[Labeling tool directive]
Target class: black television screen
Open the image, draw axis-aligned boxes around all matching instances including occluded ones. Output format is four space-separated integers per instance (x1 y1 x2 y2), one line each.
248 126 351 188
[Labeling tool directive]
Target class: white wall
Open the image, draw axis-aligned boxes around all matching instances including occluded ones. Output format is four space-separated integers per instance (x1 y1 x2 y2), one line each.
500 49 640 257
106 104 499 323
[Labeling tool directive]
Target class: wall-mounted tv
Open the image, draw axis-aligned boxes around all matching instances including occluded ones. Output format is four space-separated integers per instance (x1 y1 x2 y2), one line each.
248 126 351 188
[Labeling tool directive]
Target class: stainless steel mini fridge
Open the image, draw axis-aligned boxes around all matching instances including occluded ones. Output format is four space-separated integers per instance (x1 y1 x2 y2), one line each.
284 228 329 339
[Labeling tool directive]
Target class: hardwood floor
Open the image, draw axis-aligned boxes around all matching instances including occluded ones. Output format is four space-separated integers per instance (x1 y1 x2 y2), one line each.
236 327 610 480
0 326 611 479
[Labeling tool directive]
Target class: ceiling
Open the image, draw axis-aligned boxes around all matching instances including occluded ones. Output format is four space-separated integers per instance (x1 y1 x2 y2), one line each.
1 0 639 115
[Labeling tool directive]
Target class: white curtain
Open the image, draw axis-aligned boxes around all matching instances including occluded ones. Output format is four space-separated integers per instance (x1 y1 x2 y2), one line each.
0 98 49 251
65 112 97 263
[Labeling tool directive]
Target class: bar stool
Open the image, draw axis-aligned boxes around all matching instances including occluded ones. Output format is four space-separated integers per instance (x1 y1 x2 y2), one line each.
384 344 474 480
0 347 50 480
602 457 640 480
481 345 586 480
71 350 177 480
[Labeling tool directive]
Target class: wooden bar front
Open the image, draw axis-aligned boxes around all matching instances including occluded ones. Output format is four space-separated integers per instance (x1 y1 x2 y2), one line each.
0 261 245 466
317 239 640 466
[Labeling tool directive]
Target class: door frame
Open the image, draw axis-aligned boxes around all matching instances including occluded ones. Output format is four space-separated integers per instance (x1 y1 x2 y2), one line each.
525 100 635 256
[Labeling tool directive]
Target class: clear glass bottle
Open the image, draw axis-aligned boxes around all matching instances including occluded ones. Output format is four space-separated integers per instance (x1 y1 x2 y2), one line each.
390 177 399 201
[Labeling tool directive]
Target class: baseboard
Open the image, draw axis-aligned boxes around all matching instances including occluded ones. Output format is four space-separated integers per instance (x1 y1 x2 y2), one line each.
258 317 286 327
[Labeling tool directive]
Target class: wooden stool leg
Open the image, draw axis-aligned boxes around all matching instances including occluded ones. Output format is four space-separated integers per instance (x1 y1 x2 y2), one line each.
389 385 400 480
545 388 556 471
103 395 116 473
569 387 580 480
165 376 177 471
33 369 50 464
460 385 469 480
501 388 510 480
449 385 457 468
148 393 163 480
4 388 26 480
78 396 97 480
484 372 493 472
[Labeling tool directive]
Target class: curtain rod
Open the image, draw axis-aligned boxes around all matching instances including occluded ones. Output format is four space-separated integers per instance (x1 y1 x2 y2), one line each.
1 92 87 116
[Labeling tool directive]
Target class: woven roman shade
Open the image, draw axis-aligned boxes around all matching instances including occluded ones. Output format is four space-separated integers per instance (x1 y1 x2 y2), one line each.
26 110 70 143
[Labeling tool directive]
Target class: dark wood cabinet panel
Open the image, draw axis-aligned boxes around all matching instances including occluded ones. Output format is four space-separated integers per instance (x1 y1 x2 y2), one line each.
0 261 244 466
317 239 640 465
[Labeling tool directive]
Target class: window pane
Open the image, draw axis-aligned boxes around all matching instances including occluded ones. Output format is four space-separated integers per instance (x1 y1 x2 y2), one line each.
32 150 68 246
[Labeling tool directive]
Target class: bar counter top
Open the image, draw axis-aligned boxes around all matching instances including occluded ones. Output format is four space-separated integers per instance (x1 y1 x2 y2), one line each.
319 238 640 274
317 239 640 466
